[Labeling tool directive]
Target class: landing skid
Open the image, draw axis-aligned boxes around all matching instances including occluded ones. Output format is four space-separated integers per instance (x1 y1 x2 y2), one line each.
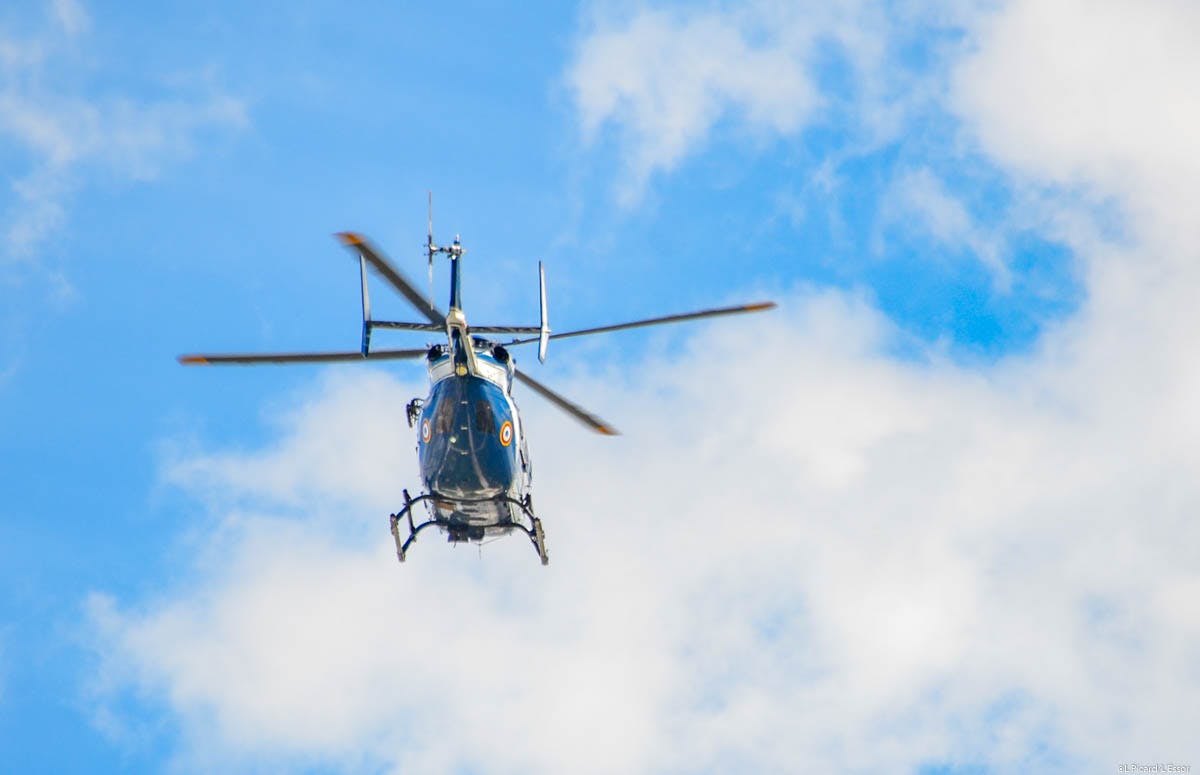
389 489 549 565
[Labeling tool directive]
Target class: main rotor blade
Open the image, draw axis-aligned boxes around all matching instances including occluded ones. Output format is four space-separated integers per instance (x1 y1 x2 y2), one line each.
336 232 446 327
514 369 619 436
179 348 427 365
367 321 445 332
469 325 544 334
506 301 776 346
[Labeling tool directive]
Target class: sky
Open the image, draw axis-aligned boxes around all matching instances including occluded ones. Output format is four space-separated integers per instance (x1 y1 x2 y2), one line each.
2 0 1199 772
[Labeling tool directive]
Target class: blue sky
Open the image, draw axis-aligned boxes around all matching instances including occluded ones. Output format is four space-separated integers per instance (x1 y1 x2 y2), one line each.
3 1 1199 773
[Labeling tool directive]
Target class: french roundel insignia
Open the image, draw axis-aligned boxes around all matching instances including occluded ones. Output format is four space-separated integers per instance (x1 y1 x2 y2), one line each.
421 418 431 443
499 420 513 447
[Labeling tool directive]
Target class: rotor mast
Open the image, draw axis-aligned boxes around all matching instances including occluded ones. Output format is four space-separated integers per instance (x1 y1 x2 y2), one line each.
426 194 474 375
446 237 465 310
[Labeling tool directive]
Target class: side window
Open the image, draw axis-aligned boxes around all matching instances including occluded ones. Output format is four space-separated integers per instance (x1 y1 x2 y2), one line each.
434 398 455 435
473 399 495 433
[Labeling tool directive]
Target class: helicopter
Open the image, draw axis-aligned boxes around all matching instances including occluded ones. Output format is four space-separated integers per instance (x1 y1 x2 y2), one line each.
179 201 776 564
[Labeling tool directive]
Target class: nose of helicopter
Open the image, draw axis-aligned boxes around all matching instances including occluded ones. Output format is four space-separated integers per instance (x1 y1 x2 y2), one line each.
420 375 518 499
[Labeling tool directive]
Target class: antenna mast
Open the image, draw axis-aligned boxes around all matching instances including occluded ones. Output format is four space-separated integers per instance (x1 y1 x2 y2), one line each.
426 192 465 307
426 191 435 309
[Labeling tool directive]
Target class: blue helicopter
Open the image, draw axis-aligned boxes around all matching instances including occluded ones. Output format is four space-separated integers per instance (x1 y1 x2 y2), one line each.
180 203 775 564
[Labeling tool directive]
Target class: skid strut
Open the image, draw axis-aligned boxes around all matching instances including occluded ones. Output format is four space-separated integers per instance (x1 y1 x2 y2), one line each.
388 489 548 565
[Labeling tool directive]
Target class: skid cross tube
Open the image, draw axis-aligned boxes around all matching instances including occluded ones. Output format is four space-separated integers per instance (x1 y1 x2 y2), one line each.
388 490 548 565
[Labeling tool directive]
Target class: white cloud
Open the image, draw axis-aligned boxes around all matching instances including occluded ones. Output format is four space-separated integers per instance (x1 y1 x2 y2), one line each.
86 1 1200 772
87 269 1200 772
0 3 248 260
953 0 1200 245
568 6 824 203
566 2 970 205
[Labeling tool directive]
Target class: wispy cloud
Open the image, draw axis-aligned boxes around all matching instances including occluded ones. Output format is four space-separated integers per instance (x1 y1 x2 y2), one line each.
49 0 88 38
886 167 1011 287
566 2 955 205
0 2 248 261
568 5 824 204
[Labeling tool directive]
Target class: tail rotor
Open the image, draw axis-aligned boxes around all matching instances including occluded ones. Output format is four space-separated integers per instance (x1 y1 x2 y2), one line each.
538 261 549 363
